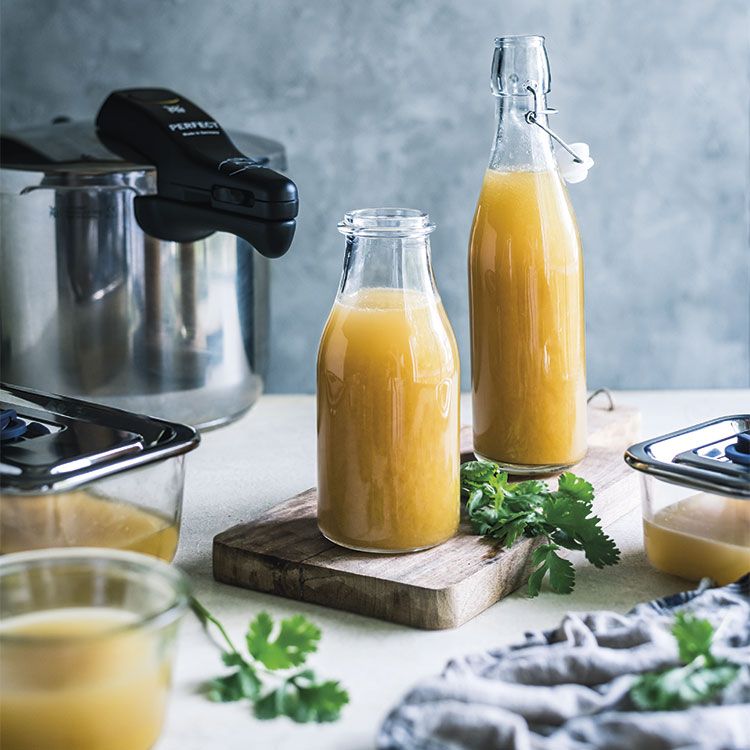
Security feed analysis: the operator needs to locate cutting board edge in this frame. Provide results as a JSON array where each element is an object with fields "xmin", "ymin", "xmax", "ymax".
[
  {"xmin": 213, "ymin": 538, "xmax": 486, "ymax": 629},
  {"xmin": 213, "ymin": 532, "xmax": 553, "ymax": 629}
]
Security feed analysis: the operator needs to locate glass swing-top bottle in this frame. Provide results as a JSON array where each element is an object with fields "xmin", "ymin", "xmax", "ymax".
[{"xmin": 468, "ymin": 36, "xmax": 588, "ymax": 474}]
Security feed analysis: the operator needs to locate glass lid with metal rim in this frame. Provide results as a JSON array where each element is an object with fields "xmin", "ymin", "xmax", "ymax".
[
  {"xmin": 625, "ymin": 415, "xmax": 750, "ymax": 499},
  {"xmin": 0, "ymin": 382, "xmax": 200, "ymax": 495}
]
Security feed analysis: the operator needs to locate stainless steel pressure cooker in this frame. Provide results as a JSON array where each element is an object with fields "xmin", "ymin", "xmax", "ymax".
[{"xmin": 0, "ymin": 88, "xmax": 298, "ymax": 429}]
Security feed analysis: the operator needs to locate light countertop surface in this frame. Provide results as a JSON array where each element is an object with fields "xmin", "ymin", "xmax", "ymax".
[{"xmin": 161, "ymin": 389, "xmax": 749, "ymax": 750}]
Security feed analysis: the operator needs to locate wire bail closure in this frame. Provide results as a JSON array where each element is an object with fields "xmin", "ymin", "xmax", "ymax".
[{"xmin": 525, "ymin": 82, "xmax": 585, "ymax": 164}]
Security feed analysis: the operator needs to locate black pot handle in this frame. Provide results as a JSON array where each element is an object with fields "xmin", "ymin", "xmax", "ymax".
[{"xmin": 96, "ymin": 88, "xmax": 298, "ymax": 258}]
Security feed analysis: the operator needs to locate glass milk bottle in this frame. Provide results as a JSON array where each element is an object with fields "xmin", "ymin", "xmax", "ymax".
[
  {"xmin": 317, "ymin": 209, "xmax": 460, "ymax": 552},
  {"xmin": 469, "ymin": 35, "xmax": 587, "ymax": 473}
]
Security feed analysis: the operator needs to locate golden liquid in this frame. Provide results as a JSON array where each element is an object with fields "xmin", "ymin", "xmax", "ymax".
[
  {"xmin": 0, "ymin": 608, "xmax": 171, "ymax": 750},
  {"xmin": 643, "ymin": 493, "xmax": 750, "ymax": 585},
  {"xmin": 0, "ymin": 491, "xmax": 178, "ymax": 561},
  {"xmin": 468, "ymin": 168, "xmax": 587, "ymax": 468},
  {"xmin": 317, "ymin": 287, "xmax": 460, "ymax": 552}
]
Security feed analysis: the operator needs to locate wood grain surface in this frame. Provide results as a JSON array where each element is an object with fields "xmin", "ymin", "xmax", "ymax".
[{"xmin": 213, "ymin": 404, "xmax": 642, "ymax": 629}]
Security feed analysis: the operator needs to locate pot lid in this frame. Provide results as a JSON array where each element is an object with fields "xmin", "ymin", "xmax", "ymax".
[
  {"xmin": 0, "ymin": 383, "xmax": 200, "ymax": 495},
  {"xmin": 625, "ymin": 415, "xmax": 750, "ymax": 499},
  {"xmin": 0, "ymin": 120, "xmax": 287, "ymax": 174}
]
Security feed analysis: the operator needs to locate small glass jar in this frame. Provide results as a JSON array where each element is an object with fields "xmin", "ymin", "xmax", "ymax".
[
  {"xmin": 626, "ymin": 417, "xmax": 750, "ymax": 585},
  {"xmin": 0, "ymin": 548, "xmax": 190, "ymax": 750},
  {"xmin": 317, "ymin": 208, "xmax": 460, "ymax": 553}
]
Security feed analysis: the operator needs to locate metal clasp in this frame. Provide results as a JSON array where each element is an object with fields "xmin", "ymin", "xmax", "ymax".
[{"xmin": 525, "ymin": 82, "xmax": 585, "ymax": 164}]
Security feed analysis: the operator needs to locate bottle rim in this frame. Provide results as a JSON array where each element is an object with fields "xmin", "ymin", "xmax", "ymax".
[
  {"xmin": 494, "ymin": 34, "xmax": 545, "ymax": 47},
  {"xmin": 339, "ymin": 208, "xmax": 436, "ymax": 237}
]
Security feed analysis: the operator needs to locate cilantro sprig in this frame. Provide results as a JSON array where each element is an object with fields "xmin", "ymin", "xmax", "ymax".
[
  {"xmin": 630, "ymin": 612, "xmax": 740, "ymax": 711},
  {"xmin": 190, "ymin": 598, "xmax": 349, "ymax": 722},
  {"xmin": 460, "ymin": 462, "xmax": 620, "ymax": 596}
]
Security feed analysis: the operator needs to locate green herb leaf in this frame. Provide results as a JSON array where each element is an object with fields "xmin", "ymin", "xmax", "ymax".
[
  {"xmin": 499, "ymin": 514, "xmax": 534, "ymax": 547},
  {"xmin": 629, "ymin": 613, "xmax": 740, "ymax": 711},
  {"xmin": 460, "ymin": 461, "xmax": 504, "ymax": 496},
  {"xmin": 543, "ymin": 492, "xmax": 620, "ymax": 568},
  {"xmin": 247, "ymin": 612, "xmax": 321, "ymax": 670},
  {"xmin": 192, "ymin": 599, "xmax": 348, "ymax": 723},
  {"xmin": 253, "ymin": 686, "xmax": 286, "ymax": 720},
  {"xmin": 222, "ymin": 651, "xmax": 247, "ymax": 668},
  {"xmin": 255, "ymin": 671, "xmax": 349, "ymax": 723},
  {"xmin": 527, "ymin": 558, "xmax": 548, "ymax": 598},
  {"xmin": 555, "ymin": 472, "xmax": 595, "ymax": 505},
  {"xmin": 672, "ymin": 612, "xmax": 715, "ymax": 664},
  {"xmin": 207, "ymin": 664, "xmax": 261, "ymax": 703},
  {"xmin": 460, "ymin": 463, "xmax": 620, "ymax": 596},
  {"xmin": 630, "ymin": 656, "xmax": 739, "ymax": 711},
  {"xmin": 506, "ymin": 479, "xmax": 548, "ymax": 508},
  {"xmin": 293, "ymin": 678, "xmax": 349, "ymax": 723},
  {"xmin": 546, "ymin": 549, "xmax": 576, "ymax": 594},
  {"xmin": 528, "ymin": 543, "xmax": 575, "ymax": 597}
]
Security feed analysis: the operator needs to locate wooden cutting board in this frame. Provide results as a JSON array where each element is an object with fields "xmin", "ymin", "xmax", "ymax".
[{"xmin": 213, "ymin": 404, "xmax": 641, "ymax": 630}]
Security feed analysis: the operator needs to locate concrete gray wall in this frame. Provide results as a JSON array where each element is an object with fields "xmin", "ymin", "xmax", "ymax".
[{"xmin": 2, "ymin": 0, "xmax": 748, "ymax": 392}]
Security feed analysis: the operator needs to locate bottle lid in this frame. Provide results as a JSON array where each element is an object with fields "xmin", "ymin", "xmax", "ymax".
[{"xmin": 625, "ymin": 415, "xmax": 750, "ymax": 499}]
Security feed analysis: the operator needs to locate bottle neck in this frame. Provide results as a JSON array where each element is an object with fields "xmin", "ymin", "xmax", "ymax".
[
  {"xmin": 339, "ymin": 233, "xmax": 437, "ymax": 299},
  {"xmin": 489, "ymin": 94, "xmax": 556, "ymax": 173}
]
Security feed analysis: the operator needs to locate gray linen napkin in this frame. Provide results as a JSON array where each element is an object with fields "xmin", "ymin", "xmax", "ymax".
[{"xmin": 378, "ymin": 576, "xmax": 750, "ymax": 750}]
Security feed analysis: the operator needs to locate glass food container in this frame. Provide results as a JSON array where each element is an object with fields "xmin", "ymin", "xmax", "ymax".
[
  {"xmin": 0, "ymin": 547, "xmax": 191, "ymax": 750},
  {"xmin": 625, "ymin": 416, "xmax": 750, "ymax": 585},
  {"xmin": 317, "ymin": 208, "xmax": 460, "ymax": 553},
  {"xmin": 0, "ymin": 383, "xmax": 199, "ymax": 560}
]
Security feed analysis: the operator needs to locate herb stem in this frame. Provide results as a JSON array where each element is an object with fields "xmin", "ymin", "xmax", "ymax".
[{"xmin": 190, "ymin": 596, "xmax": 239, "ymax": 655}]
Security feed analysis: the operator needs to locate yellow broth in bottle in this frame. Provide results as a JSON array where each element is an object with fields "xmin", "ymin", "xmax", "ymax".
[
  {"xmin": 469, "ymin": 168, "xmax": 587, "ymax": 470},
  {"xmin": 317, "ymin": 287, "xmax": 460, "ymax": 552}
]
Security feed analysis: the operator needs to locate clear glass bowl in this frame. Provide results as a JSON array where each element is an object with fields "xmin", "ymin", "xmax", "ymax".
[
  {"xmin": 641, "ymin": 475, "xmax": 750, "ymax": 585},
  {"xmin": 0, "ymin": 457, "xmax": 185, "ymax": 561},
  {"xmin": 0, "ymin": 548, "xmax": 191, "ymax": 750}
]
